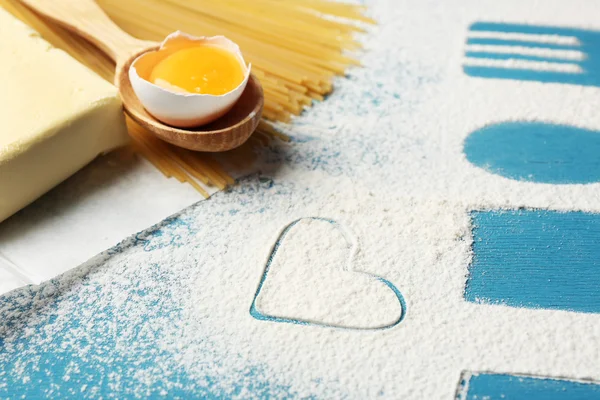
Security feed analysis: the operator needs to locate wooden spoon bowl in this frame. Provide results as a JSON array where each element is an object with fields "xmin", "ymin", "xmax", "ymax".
[
  {"xmin": 116, "ymin": 48, "xmax": 264, "ymax": 151},
  {"xmin": 21, "ymin": 0, "xmax": 264, "ymax": 152}
]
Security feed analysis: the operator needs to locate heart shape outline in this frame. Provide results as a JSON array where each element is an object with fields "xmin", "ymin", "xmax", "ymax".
[{"xmin": 249, "ymin": 217, "xmax": 406, "ymax": 330}]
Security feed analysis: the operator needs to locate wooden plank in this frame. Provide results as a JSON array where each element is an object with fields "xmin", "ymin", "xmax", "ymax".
[
  {"xmin": 457, "ymin": 372, "xmax": 600, "ymax": 400},
  {"xmin": 466, "ymin": 209, "xmax": 600, "ymax": 313}
]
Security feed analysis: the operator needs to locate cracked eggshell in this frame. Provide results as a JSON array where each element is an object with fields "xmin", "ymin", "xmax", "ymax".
[{"xmin": 129, "ymin": 31, "xmax": 251, "ymax": 128}]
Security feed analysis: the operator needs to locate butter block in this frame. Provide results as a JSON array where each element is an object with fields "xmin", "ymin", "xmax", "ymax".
[{"xmin": 0, "ymin": 7, "xmax": 129, "ymax": 223}]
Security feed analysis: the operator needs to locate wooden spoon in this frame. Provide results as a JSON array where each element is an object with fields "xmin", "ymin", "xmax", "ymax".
[{"xmin": 20, "ymin": 0, "xmax": 264, "ymax": 152}]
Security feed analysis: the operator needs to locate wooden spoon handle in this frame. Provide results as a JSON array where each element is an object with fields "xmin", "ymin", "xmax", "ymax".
[{"xmin": 19, "ymin": 0, "xmax": 150, "ymax": 63}]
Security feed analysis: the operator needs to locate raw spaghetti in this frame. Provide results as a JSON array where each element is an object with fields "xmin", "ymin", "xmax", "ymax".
[{"xmin": 1, "ymin": 0, "xmax": 372, "ymax": 195}]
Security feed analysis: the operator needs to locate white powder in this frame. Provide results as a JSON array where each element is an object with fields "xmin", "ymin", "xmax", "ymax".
[
  {"xmin": 1, "ymin": 0, "xmax": 600, "ymax": 398},
  {"xmin": 253, "ymin": 218, "xmax": 403, "ymax": 329}
]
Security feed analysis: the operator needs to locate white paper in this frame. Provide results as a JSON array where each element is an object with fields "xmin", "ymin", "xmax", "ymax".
[{"xmin": 0, "ymin": 149, "xmax": 220, "ymax": 295}]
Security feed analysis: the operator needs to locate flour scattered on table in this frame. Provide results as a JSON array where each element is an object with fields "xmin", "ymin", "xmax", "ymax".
[
  {"xmin": 2, "ymin": 0, "xmax": 600, "ymax": 398},
  {"xmin": 252, "ymin": 218, "xmax": 403, "ymax": 329}
]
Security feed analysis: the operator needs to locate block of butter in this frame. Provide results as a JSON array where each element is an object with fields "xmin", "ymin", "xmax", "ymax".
[{"xmin": 0, "ymin": 7, "xmax": 129, "ymax": 223}]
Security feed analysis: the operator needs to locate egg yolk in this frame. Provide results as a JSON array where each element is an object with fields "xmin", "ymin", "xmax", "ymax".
[{"xmin": 149, "ymin": 45, "xmax": 245, "ymax": 95}]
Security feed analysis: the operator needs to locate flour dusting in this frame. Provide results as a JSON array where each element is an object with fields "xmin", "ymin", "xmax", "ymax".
[
  {"xmin": 253, "ymin": 218, "xmax": 403, "ymax": 329},
  {"xmin": 1, "ymin": 0, "xmax": 600, "ymax": 398}
]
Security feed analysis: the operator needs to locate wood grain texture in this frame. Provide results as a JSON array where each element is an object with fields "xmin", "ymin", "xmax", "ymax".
[
  {"xmin": 458, "ymin": 372, "xmax": 600, "ymax": 400},
  {"xmin": 466, "ymin": 210, "xmax": 600, "ymax": 313}
]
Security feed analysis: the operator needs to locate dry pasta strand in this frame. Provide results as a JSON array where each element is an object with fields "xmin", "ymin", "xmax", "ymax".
[{"xmin": 1, "ymin": 0, "xmax": 371, "ymax": 193}]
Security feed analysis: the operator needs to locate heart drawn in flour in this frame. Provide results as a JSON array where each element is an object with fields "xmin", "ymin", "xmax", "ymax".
[{"xmin": 250, "ymin": 218, "xmax": 406, "ymax": 329}]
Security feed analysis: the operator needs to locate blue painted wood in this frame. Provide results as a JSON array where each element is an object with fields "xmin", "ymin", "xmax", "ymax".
[
  {"xmin": 464, "ymin": 22, "xmax": 600, "ymax": 87},
  {"xmin": 463, "ymin": 122, "xmax": 600, "ymax": 184},
  {"xmin": 459, "ymin": 372, "xmax": 600, "ymax": 400},
  {"xmin": 0, "ymin": 217, "xmax": 301, "ymax": 399},
  {"xmin": 466, "ymin": 210, "xmax": 600, "ymax": 313}
]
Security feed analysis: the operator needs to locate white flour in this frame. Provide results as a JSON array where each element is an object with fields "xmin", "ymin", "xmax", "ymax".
[
  {"xmin": 253, "ymin": 218, "xmax": 403, "ymax": 329},
  {"xmin": 1, "ymin": 0, "xmax": 600, "ymax": 398}
]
